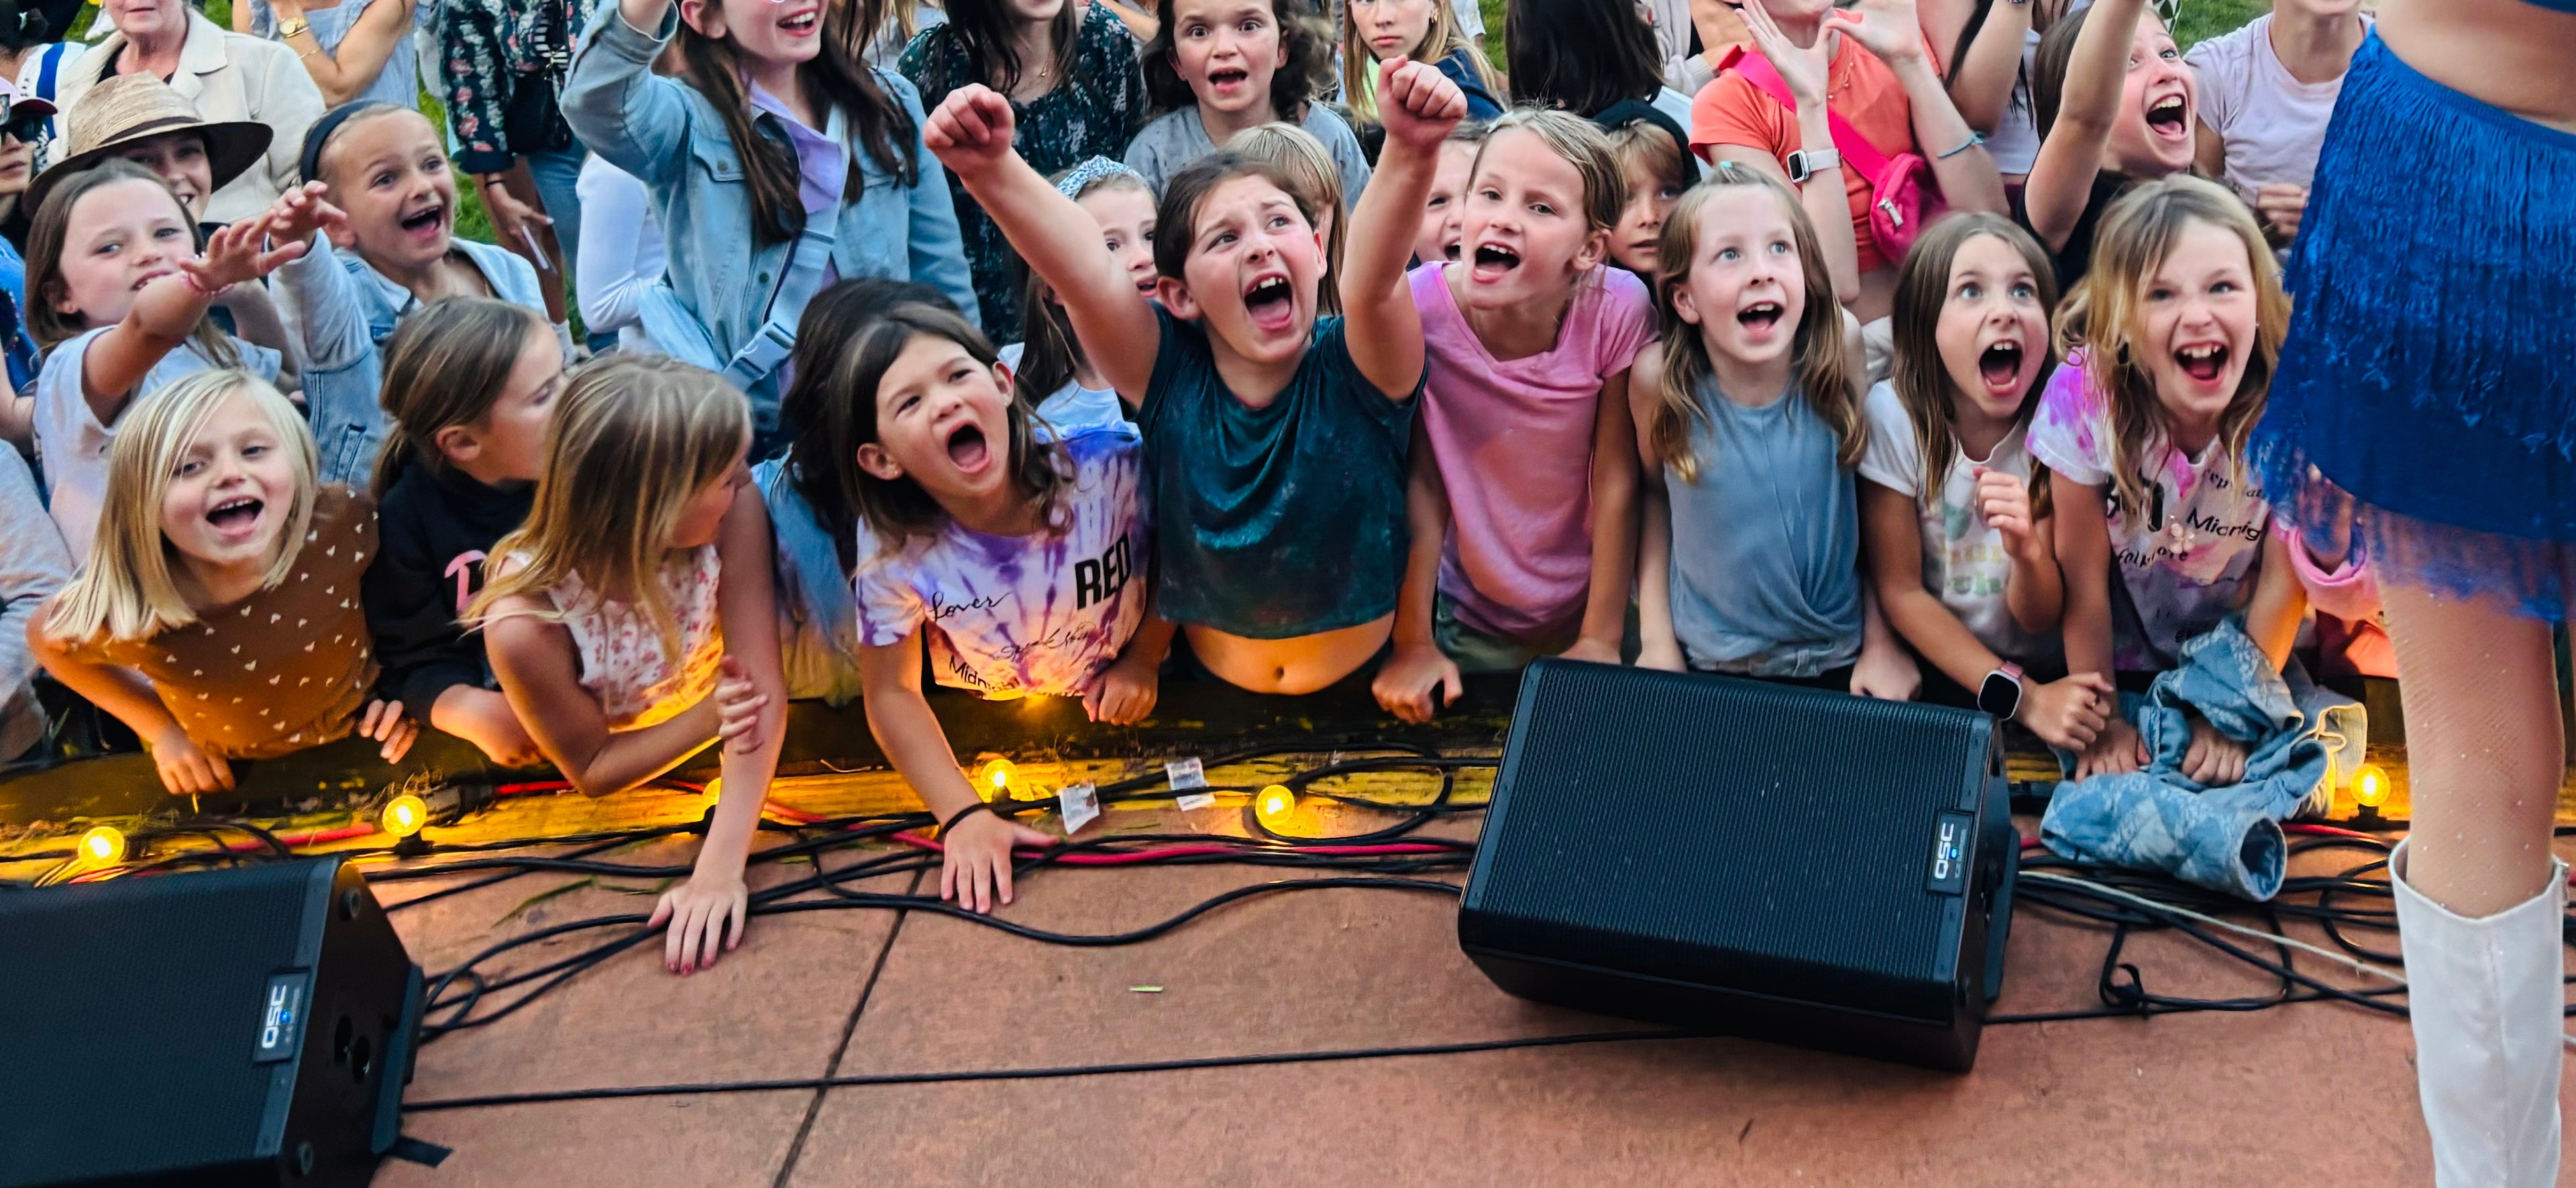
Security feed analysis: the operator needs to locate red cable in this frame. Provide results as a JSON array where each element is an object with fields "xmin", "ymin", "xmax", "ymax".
[{"xmin": 891, "ymin": 832, "xmax": 1456, "ymax": 863}]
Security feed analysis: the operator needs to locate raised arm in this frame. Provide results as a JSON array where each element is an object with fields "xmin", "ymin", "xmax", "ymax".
[
  {"xmin": 274, "ymin": 0, "xmax": 416, "ymax": 105},
  {"xmin": 261, "ymin": 184, "xmax": 374, "ymax": 372},
  {"xmin": 85, "ymin": 219, "xmax": 308, "ymax": 420},
  {"xmin": 1945, "ymin": 0, "xmax": 2030, "ymax": 134},
  {"xmin": 1342, "ymin": 57, "xmax": 1464, "ymax": 398},
  {"xmin": 562, "ymin": 0, "xmax": 697, "ymax": 186},
  {"xmin": 1831, "ymin": 0, "xmax": 2006, "ymax": 213},
  {"xmin": 1719, "ymin": 1, "xmax": 1862, "ymax": 305},
  {"xmin": 924, "ymin": 86, "xmax": 1161, "ymax": 400},
  {"xmin": 2023, "ymin": 0, "xmax": 2143, "ymax": 249}
]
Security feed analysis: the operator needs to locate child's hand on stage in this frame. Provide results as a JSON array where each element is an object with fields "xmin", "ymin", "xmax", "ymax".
[
  {"xmin": 649, "ymin": 873, "xmax": 749, "ymax": 975},
  {"xmin": 941, "ymin": 807, "xmax": 1053, "ymax": 914}
]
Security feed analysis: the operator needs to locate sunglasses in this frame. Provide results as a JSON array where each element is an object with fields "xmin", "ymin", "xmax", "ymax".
[{"xmin": 0, "ymin": 98, "xmax": 47, "ymax": 146}]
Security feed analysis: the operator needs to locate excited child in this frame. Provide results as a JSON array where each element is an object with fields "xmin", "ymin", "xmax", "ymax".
[
  {"xmin": 466, "ymin": 355, "xmax": 788, "ymax": 975},
  {"xmin": 1123, "ymin": 0, "xmax": 1371, "ymax": 202},
  {"xmin": 1375, "ymin": 110, "xmax": 1648, "ymax": 722},
  {"xmin": 1231, "ymin": 121, "xmax": 1349, "ymax": 316},
  {"xmin": 1004, "ymin": 158, "xmax": 1157, "ymax": 434},
  {"xmin": 1595, "ymin": 104, "xmax": 1690, "ymax": 281},
  {"xmin": 1409, "ymin": 121, "xmax": 1484, "ymax": 267},
  {"xmin": 2029, "ymin": 176, "xmax": 2324, "ymax": 782},
  {"xmin": 264, "ymin": 103, "xmax": 558, "ymax": 488},
  {"xmin": 841, "ymin": 301, "xmax": 1173, "ymax": 913},
  {"xmin": 21, "ymin": 162, "xmax": 290, "ymax": 566},
  {"xmin": 930, "ymin": 56, "xmax": 1467, "ymax": 694},
  {"xmin": 1858, "ymin": 213, "xmax": 2112, "ymax": 749},
  {"xmin": 363, "ymin": 297, "xmax": 565, "ymax": 769},
  {"xmin": 1342, "ymin": 0, "xmax": 1503, "ymax": 133},
  {"xmin": 30, "ymin": 370, "xmax": 415, "ymax": 796},
  {"xmin": 1633, "ymin": 164, "xmax": 1913, "ymax": 697},
  {"xmin": 2023, "ymin": 0, "xmax": 2198, "ymax": 288}
]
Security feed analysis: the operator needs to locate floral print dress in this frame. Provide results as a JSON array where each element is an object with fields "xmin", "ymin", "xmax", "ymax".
[{"xmin": 900, "ymin": 3, "xmax": 1148, "ymax": 339}]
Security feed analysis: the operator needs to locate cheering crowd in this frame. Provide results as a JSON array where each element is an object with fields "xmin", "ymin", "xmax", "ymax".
[{"xmin": 0, "ymin": 0, "xmax": 2564, "ymax": 1183}]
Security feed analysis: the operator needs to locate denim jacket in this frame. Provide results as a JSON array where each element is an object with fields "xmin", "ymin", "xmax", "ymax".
[
  {"xmin": 281, "ymin": 236, "xmax": 555, "ymax": 488},
  {"xmin": 562, "ymin": 5, "xmax": 979, "ymax": 438}
]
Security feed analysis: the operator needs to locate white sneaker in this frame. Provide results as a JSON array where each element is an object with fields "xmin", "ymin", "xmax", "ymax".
[{"xmin": 2391, "ymin": 839, "xmax": 2567, "ymax": 1188}]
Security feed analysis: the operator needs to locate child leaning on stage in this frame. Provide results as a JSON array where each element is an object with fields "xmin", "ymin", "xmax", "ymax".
[
  {"xmin": 831, "ymin": 301, "xmax": 1174, "ymax": 914},
  {"xmin": 1856, "ymin": 213, "xmax": 2112, "ymax": 749},
  {"xmin": 465, "ymin": 356, "xmax": 789, "ymax": 975},
  {"xmin": 2031, "ymin": 176, "xmax": 2365, "ymax": 784},
  {"xmin": 1632, "ymin": 165, "xmax": 1915, "ymax": 698},
  {"xmin": 1373, "ymin": 110, "xmax": 1650, "ymax": 724},
  {"xmin": 362, "ymin": 297, "xmax": 566, "ymax": 769},
  {"xmin": 927, "ymin": 56, "xmax": 1467, "ymax": 695},
  {"xmin": 18, "ymin": 161, "xmax": 290, "ymax": 568},
  {"xmin": 29, "ymin": 371, "xmax": 417, "ymax": 796}
]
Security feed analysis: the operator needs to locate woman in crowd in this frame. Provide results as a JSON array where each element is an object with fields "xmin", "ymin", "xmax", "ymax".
[
  {"xmin": 439, "ymin": 0, "xmax": 588, "ymax": 316},
  {"xmin": 52, "ymin": 0, "xmax": 324, "ymax": 226}
]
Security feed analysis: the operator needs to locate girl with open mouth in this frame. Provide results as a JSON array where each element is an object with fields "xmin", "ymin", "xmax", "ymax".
[
  {"xmin": 261, "ymin": 103, "xmax": 559, "ymax": 489},
  {"xmin": 31, "ymin": 370, "xmax": 417, "ymax": 798},
  {"xmin": 1122, "ymin": 0, "xmax": 1371, "ymax": 205},
  {"xmin": 2022, "ymin": 0, "xmax": 2201, "ymax": 290},
  {"xmin": 928, "ymin": 56, "xmax": 1466, "ymax": 696}
]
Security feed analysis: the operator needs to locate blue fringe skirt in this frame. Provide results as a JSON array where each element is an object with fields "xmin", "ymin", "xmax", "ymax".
[{"xmin": 2251, "ymin": 35, "xmax": 2576, "ymax": 617}]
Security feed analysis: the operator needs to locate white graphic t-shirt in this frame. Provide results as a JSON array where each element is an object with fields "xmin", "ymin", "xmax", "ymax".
[
  {"xmin": 1856, "ymin": 381, "xmax": 2057, "ymax": 664},
  {"xmin": 855, "ymin": 424, "xmax": 1150, "ymax": 697},
  {"xmin": 2027, "ymin": 357, "xmax": 2273, "ymax": 670}
]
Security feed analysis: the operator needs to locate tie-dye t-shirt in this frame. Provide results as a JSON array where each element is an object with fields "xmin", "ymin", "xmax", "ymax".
[
  {"xmin": 855, "ymin": 424, "xmax": 1150, "ymax": 698},
  {"xmin": 2025, "ymin": 356, "xmax": 2273, "ymax": 671},
  {"xmin": 1855, "ymin": 381, "xmax": 2057, "ymax": 664}
]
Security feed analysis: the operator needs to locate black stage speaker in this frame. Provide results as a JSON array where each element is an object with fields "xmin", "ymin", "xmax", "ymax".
[
  {"xmin": 1460, "ymin": 659, "xmax": 2018, "ymax": 1071},
  {"xmin": 0, "ymin": 857, "xmax": 424, "ymax": 1187}
]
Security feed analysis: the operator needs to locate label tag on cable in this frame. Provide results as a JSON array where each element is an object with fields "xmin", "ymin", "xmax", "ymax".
[
  {"xmin": 1059, "ymin": 781, "xmax": 1099, "ymax": 836},
  {"xmin": 1167, "ymin": 757, "xmax": 1212, "ymax": 810}
]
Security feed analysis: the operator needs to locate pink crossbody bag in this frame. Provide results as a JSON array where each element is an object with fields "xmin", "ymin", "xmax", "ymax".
[{"xmin": 1725, "ymin": 48, "xmax": 1942, "ymax": 257}]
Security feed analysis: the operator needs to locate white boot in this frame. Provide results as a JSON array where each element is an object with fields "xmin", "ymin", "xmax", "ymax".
[{"xmin": 2391, "ymin": 839, "xmax": 2567, "ymax": 1188}]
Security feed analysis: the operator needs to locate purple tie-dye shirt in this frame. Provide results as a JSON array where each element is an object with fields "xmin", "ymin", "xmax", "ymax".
[
  {"xmin": 855, "ymin": 425, "xmax": 1150, "ymax": 698},
  {"xmin": 2026, "ymin": 354, "xmax": 2275, "ymax": 671}
]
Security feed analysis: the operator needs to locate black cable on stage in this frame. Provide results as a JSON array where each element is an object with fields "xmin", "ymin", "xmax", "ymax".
[{"xmin": 401, "ymin": 1028, "xmax": 1688, "ymax": 1112}]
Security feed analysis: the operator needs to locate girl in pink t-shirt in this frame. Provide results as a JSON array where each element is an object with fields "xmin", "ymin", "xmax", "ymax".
[{"xmin": 1373, "ymin": 110, "xmax": 1653, "ymax": 724}]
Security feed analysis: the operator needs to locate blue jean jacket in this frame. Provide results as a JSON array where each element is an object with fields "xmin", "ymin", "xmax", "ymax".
[
  {"xmin": 563, "ymin": 4, "xmax": 979, "ymax": 438},
  {"xmin": 2040, "ymin": 618, "xmax": 2367, "ymax": 900},
  {"xmin": 283, "ymin": 236, "xmax": 555, "ymax": 488},
  {"xmin": 756, "ymin": 455, "xmax": 873, "ymax": 706}
]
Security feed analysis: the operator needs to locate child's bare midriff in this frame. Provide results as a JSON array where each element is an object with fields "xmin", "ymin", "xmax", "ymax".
[
  {"xmin": 1187, "ymin": 614, "xmax": 1397, "ymax": 695},
  {"xmin": 2375, "ymin": 0, "xmax": 2576, "ymax": 130}
]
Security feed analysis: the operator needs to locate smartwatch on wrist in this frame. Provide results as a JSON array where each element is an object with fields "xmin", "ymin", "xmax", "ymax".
[
  {"xmin": 1784, "ymin": 148, "xmax": 1841, "ymax": 184},
  {"xmin": 1976, "ymin": 663, "xmax": 2026, "ymax": 720}
]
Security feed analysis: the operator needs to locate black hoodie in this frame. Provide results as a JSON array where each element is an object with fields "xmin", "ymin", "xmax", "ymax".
[{"xmin": 362, "ymin": 457, "xmax": 537, "ymax": 722}]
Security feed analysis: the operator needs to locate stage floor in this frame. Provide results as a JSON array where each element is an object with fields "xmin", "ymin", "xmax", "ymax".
[{"xmin": 347, "ymin": 758, "xmax": 2576, "ymax": 1188}]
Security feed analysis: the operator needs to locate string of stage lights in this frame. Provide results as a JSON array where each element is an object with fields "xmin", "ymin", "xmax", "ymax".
[{"xmin": 10, "ymin": 741, "xmax": 2574, "ymax": 1081}]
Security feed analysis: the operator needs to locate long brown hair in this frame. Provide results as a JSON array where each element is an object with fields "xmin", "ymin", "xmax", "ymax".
[
  {"xmin": 678, "ymin": 0, "xmax": 918, "ymax": 246},
  {"xmin": 1887, "ymin": 213, "xmax": 2059, "ymax": 500},
  {"xmin": 2053, "ymin": 175, "xmax": 2289, "ymax": 519},
  {"xmin": 920, "ymin": 0, "xmax": 1079, "ymax": 97},
  {"xmin": 1338, "ymin": 0, "xmax": 1495, "ymax": 125},
  {"xmin": 26, "ymin": 160, "xmax": 239, "ymax": 367},
  {"xmin": 1141, "ymin": 0, "xmax": 1334, "ymax": 120},
  {"xmin": 782, "ymin": 276, "xmax": 962, "ymax": 573},
  {"xmin": 1016, "ymin": 166, "xmax": 1153, "ymax": 408},
  {"xmin": 372, "ymin": 297, "xmax": 557, "ymax": 498},
  {"xmin": 466, "ymin": 356, "xmax": 750, "ymax": 661},
  {"xmin": 1151, "ymin": 150, "xmax": 1313, "ymax": 280},
  {"xmin": 795, "ymin": 300, "xmax": 1067, "ymax": 547},
  {"xmin": 1647, "ymin": 164, "xmax": 1859, "ymax": 482}
]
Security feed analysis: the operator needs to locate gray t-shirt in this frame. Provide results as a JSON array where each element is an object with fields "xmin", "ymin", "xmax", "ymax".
[
  {"xmin": 1123, "ymin": 105, "xmax": 1373, "ymax": 203},
  {"xmin": 1664, "ymin": 377, "xmax": 1863, "ymax": 678},
  {"xmin": 0, "ymin": 447, "xmax": 70, "ymax": 761}
]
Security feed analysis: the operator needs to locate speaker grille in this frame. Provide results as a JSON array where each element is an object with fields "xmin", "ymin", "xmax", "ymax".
[{"xmin": 1473, "ymin": 663, "xmax": 1991, "ymax": 984}]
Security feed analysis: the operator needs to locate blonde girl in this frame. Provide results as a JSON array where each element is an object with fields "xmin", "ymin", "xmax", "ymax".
[
  {"xmin": 2029, "ymin": 176, "xmax": 2359, "ymax": 783},
  {"xmin": 1858, "ymin": 213, "xmax": 2112, "ymax": 749},
  {"xmin": 466, "ymin": 356, "xmax": 788, "ymax": 975},
  {"xmin": 1005, "ymin": 158, "xmax": 1157, "ymax": 433},
  {"xmin": 1375, "ymin": 111, "xmax": 1648, "ymax": 722},
  {"xmin": 30, "ymin": 370, "xmax": 415, "ymax": 796},
  {"xmin": 1341, "ymin": 0, "xmax": 1501, "ymax": 128},
  {"xmin": 1632, "ymin": 165, "xmax": 1913, "ymax": 697}
]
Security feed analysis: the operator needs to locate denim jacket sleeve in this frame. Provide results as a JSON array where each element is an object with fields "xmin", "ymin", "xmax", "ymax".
[
  {"xmin": 562, "ymin": 3, "xmax": 694, "ymax": 188},
  {"xmin": 884, "ymin": 70, "xmax": 981, "ymax": 325},
  {"xmin": 274, "ymin": 235, "xmax": 372, "ymax": 372},
  {"xmin": 439, "ymin": 0, "xmax": 516, "ymax": 175}
]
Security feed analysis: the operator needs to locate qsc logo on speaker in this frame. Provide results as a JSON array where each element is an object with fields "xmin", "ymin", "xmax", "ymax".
[
  {"xmin": 253, "ymin": 971, "xmax": 312, "ymax": 1063},
  {"xmin": 1925, "ymin": 812, "xmax": 1975, "ymax": 896}
]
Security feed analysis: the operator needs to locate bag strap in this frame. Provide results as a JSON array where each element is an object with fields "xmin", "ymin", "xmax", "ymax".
[
  {"xmin": 1724, "ymin": 48, "xmax": 1900, "ymax": 183},
  {"xmin": 720, "ymin": 109, "xmax": 854, "ymax": 392}
]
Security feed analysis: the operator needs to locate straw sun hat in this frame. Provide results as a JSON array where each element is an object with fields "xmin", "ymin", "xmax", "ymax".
[{"xmin": 23, "ymin": 72, "xmax": 272, "ymax": 215}]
